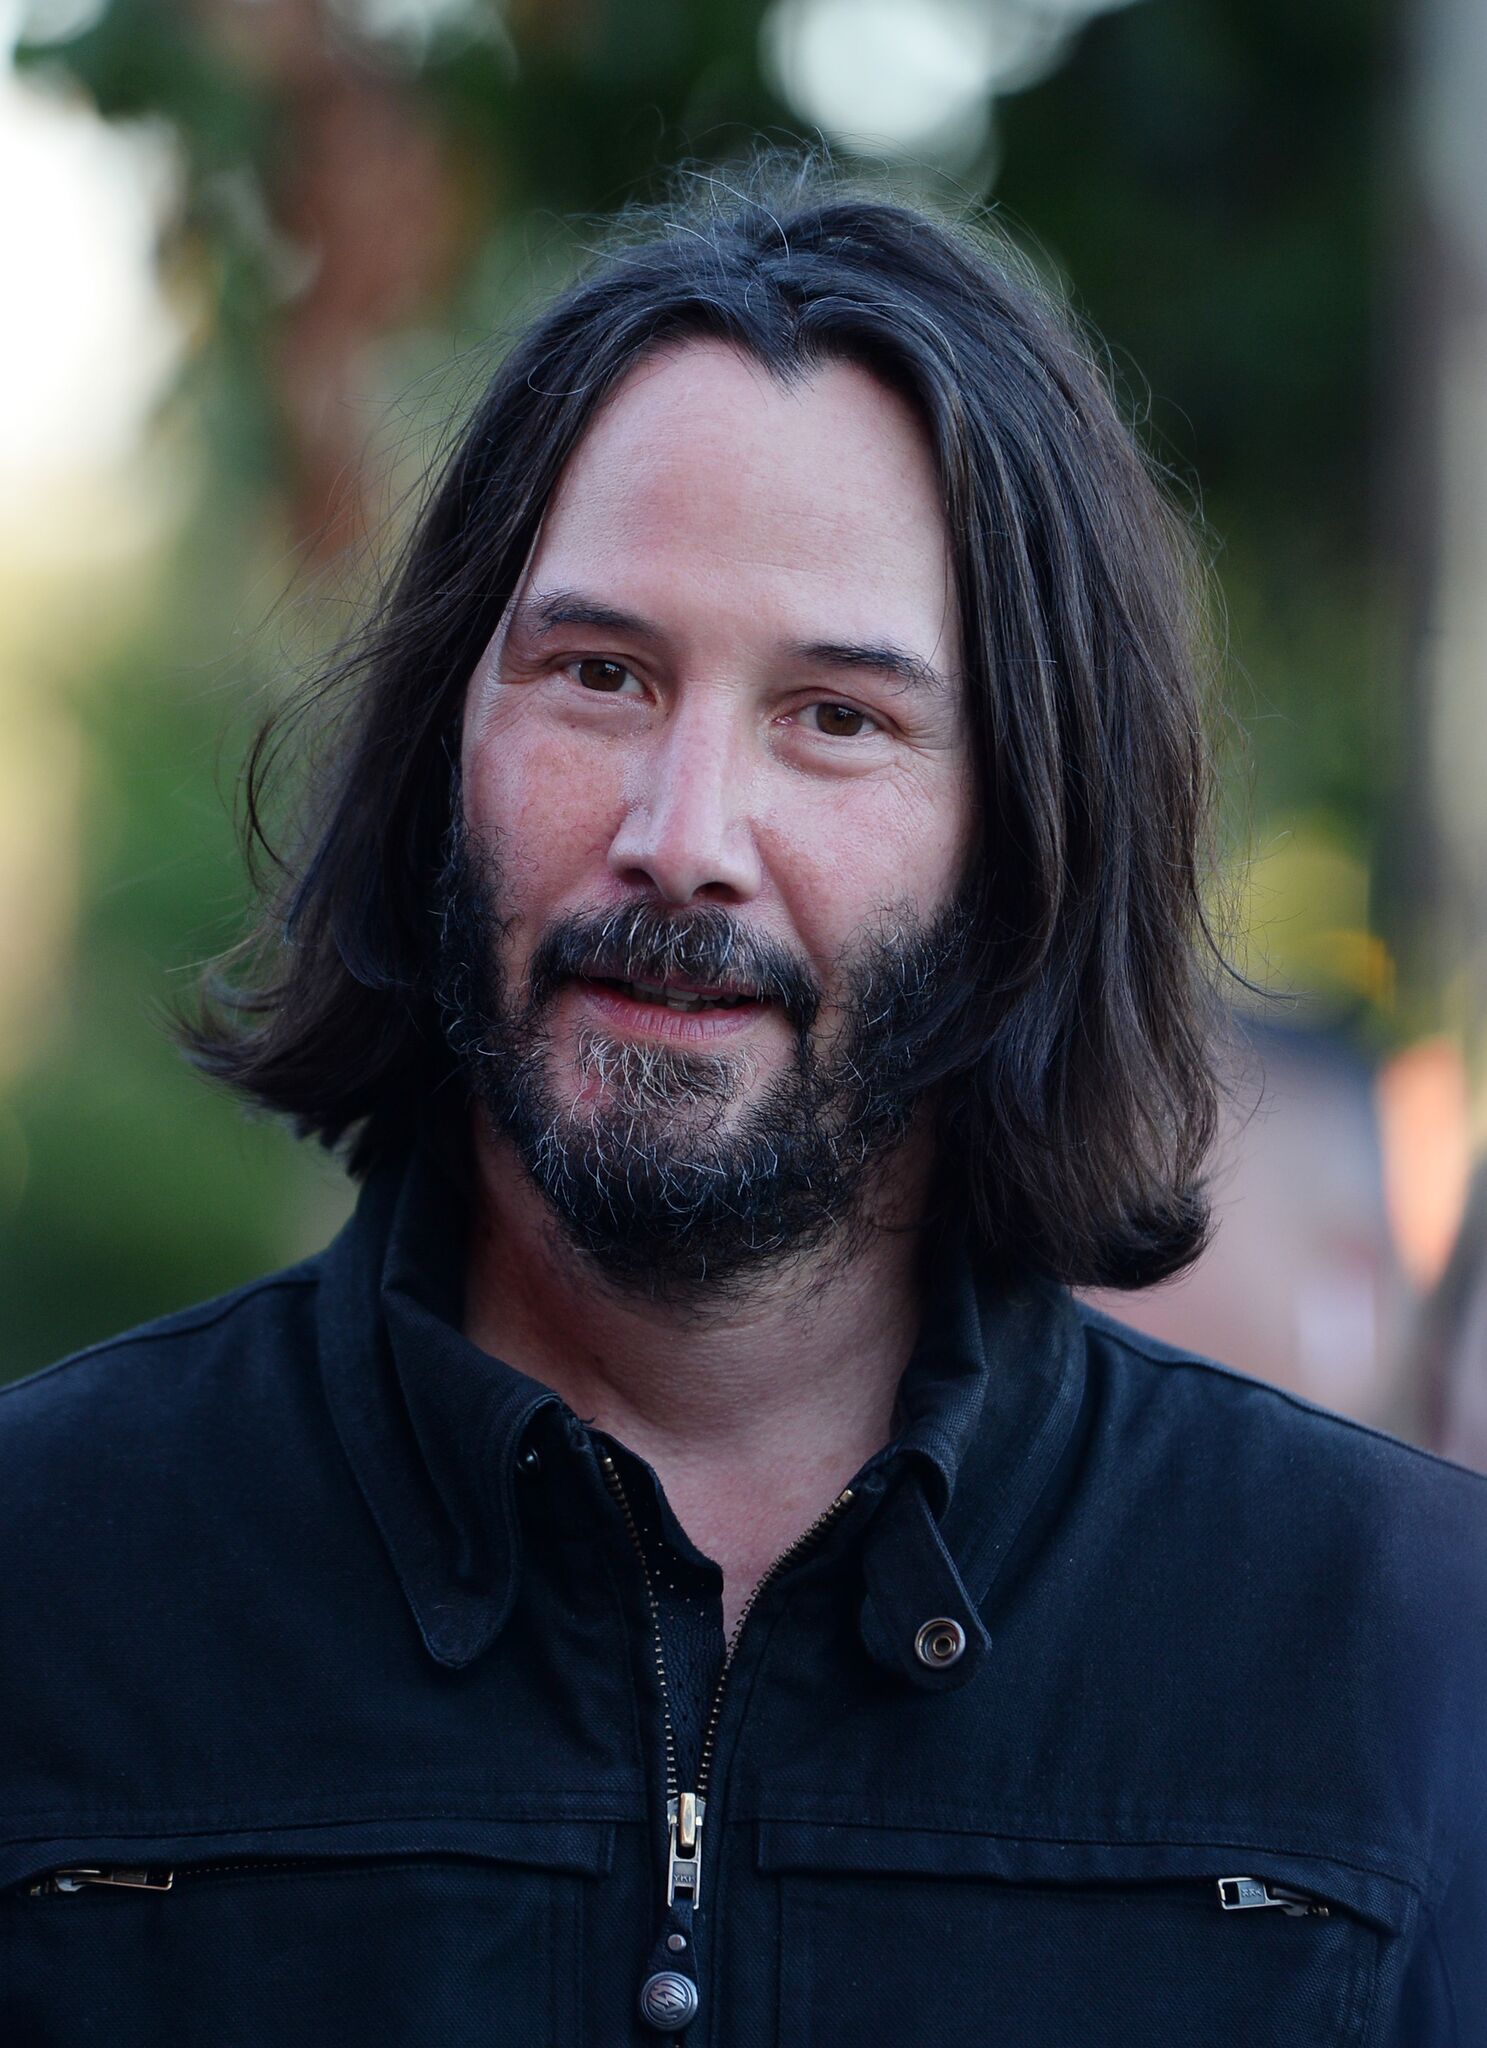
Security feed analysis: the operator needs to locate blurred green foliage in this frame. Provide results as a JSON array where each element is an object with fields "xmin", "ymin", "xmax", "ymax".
[{"xmin": 1, "ymin": 0, "xmax": 1398, "ymax": 1379}]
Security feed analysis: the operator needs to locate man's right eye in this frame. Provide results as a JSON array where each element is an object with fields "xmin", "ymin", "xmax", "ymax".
[{"xmin": 570, "ymin": 658, "xmax": 639, "ymax": 694}]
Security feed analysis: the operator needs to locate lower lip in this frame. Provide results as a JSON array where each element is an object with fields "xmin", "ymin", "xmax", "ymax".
[{"xmin": 568, "ymin": 981, "xmax": 770, "ymax": 1043}]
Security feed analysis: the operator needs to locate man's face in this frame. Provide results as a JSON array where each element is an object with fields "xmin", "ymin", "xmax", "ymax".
[{"xmin": 453, "ymin": 339, "xmax": 974, "ymax": 1291}]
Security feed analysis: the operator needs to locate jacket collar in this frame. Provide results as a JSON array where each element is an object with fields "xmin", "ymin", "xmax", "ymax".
[
  {"xmin": 853, "ymin": 1228, "xmax": 1088, "ymax": 1690},
  {"xmin": 316, "ymin": 1144, "xmax": 1088, "ymax": 1679},
  {"xmin": 316, "ymin": 1146, "xmax": 559, "ymax": 1668}
]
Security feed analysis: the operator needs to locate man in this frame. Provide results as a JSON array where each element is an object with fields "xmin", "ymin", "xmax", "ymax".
[{"xmin": 2, "ymin": 171, "xmax": 1482, "ymax": 2044}]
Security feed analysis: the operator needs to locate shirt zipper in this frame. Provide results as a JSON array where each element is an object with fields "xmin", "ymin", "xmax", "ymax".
[{"xmin": 597, "ymin": 1447, "xmax": 855, "ymax": 1918}]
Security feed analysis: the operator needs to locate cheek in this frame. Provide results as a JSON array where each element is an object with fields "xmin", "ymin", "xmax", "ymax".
[
  {"xmin": 761, "ymin": 765, "xmax": 976, "ymax": 958},
  {"xmin": 461, "ymin": 717, "xmax": 623, "ymax": 923}
]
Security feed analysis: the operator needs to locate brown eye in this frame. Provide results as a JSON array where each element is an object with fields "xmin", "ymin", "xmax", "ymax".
[
  {"xmin": 575, "ymin": 658, "xmax": 633, "ymax": 692},
  {"xmin": 811, "ymin": 702, "xmax": 873, "ymax": 737}
]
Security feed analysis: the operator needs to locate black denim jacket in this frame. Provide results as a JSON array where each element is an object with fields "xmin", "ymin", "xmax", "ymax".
[{"xmin": 2, "ymin": 1146, "xmax": 1483, "ymax": 2045}]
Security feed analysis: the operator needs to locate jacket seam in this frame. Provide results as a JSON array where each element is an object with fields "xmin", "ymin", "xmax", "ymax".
[
  {"xmin": 1078, "ymin": 1308, "xmax": 1487, "ymax": 1485},
  {"xmin": 1421, "ymin": 1778, "xmax": 1487, "ymax": 1919},
  {"xmin": 0, "ymin": 1799, "xmax": 642, "ymax": 1839},
  {"xmin": 748, "ymin": 1813, "xmax": 1427, "ymax": 1890},
  {"xmin": 1341, "ymin": 1915, "xmax": 1381, "ymax": 2048},
  {"xmin": 0, "ymin": 1270, "xmax": 321, "ymax": 1402},
  {"xmin": 1428, "ymin": 1906, "xmax": 1462, "ymax": 2044}
]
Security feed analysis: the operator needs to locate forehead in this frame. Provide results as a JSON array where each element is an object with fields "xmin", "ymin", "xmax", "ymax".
[{"xmin": 521, "ymin": 339, "xmax": 956, "ymax": 657}]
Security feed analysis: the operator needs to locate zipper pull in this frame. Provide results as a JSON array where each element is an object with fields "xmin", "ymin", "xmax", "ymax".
[
  {"xmin": 665, "ymin": 1791, "xmax": 705, "ymax": 1907},
  {"xmin": 639, "ymin": 1797, "xmax": 706, "ymax": 2031},
  {"xmin": 1218, "ymin": 1875, "xmax": 1329, "ymax": 1917},
  {"xmin": 31, "ymin": 1866, "xmax": 175, "ymax": 1896},
  {"xmin": 647, "ymin": 1835, "xmax": 704, "ymax": 2039}
]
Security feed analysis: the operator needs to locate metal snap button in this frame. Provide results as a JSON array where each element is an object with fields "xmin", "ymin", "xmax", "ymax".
[
  {"xmin": 639, "ymin": 1970, "xmax": 699, "ymax": 2031},
  {"xmin": 914, "ymin": 1617, "xmax": 966, "ymax": 1668},
  {"xmin": 518, "ymin": 1446, "xmax": 541, "ymax": 1475}
]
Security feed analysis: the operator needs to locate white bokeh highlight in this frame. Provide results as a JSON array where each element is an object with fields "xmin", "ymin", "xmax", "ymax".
[
  {"xmin": 0, "ymin": 59, "xmax": 184, "ymax": 495},
  {"xmin": 762, "ymin": 0, "xmax": 1142, "ymax": 165}
]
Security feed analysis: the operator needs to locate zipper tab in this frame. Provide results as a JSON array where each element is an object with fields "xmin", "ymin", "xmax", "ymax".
[
  {"xmin": 31, "ymin": 1866, "xmax": 175, "ymax": 1896},
  {"xmin": 1217, "ymin": 1875, "xmax": 1330, "ymax": 1917},
  {"xmin": 666, "ymin": 1792, "xmax": 706, "ymax": 1907}
]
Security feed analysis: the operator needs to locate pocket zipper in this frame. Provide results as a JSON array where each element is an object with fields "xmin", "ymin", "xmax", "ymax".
[
  {"xmin": 29, "ymin": 1867, "xmax": 175, "ymax": 1895},
  {"xmin": 1217, "ymin": 1875, "xmax": 1330, "ymax": 1917},
  {"xmin": 27, "ymin": 1856, "xmax": 391, "ymax": 1897}
]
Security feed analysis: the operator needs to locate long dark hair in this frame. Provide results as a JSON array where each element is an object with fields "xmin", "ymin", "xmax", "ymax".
[{"xmin": 184, "ymin": 158, "xmax": 1228, "ymax": 1290}]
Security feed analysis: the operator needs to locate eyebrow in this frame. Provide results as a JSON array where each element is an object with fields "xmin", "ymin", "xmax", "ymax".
[
  {"xmin": 508, "ymin": 587, "xmax": 952, "ymax": 694},
  {"xmin": 508, "ymin": 589, "xmax": 662, "ymax": 643},
  {"xmin": 786, "ymin": 638, "xmax": 951, "ymax": 696}
]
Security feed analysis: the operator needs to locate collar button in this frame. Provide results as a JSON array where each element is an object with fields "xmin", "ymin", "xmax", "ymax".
[{"xmin": 914, "ymin": 1617, "xmax": 966, "ymax": 1669}]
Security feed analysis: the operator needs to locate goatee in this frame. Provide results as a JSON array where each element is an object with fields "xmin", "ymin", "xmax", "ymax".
[{"xmin": 433, "ymin": 819, "xmax": 967, "ymax": 1301}]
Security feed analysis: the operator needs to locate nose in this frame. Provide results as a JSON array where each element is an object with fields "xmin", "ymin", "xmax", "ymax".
[{"xmin": 606, "ymin": 697, "xmax": 763, "ymax": 905}]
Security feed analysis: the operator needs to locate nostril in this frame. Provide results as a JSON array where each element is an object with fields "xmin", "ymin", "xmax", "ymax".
[{"xmin": 612, "ymin": 864, "xmax": 666, "ymax": 896}]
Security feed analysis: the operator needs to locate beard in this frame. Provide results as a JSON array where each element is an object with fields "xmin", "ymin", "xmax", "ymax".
[{"xmin": 432, "ymin": 818, "xmax": 968, "ymax": 1302}]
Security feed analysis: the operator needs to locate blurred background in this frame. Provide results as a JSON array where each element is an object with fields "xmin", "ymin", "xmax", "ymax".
[{"xmin": 0, "ymin": 0, "xmax": 1483, "ymax": 1455}]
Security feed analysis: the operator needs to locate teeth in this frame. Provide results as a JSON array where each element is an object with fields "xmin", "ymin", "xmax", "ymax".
[{"xmin": 620, "ymin": 981, "xmax": 738, "ymax": 1012}]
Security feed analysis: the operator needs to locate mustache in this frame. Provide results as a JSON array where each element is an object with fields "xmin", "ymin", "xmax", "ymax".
[{"xmin": 525, "ymin": 902, "xmax": 821, "ymax": 1031}]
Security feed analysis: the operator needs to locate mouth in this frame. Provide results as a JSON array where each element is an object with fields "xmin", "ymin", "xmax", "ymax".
[
  {"xmin": 577, "ymin": 974, "xmax": 765, "ymax": 1014},
  {"xmin": 568, "ymin": 974, "xmax": 770, "ymax": 1033}
]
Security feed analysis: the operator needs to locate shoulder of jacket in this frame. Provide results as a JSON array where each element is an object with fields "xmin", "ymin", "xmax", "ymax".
[
  {"xmin": 0, "ymin": 1261, "xmax": 323, "ymax": 1439},
  {"xmin": 1074, "ymin": 1295, "xmax": 1487, "ymax": 1506}
]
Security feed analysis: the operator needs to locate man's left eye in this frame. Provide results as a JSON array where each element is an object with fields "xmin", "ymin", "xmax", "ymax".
[
  {"xmin": 807, "ymin": 702, "xmax": 877, "ymax": 737},
  {"xmin": 571, "ymin": 658, "xmax": 640, "ymax": 694}
]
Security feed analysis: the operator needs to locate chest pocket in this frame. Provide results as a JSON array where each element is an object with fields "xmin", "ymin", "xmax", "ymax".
[
  {"xmin": 1, "ymin": 1817, "xmax": 613, "ymax": 2048},
  {"xmin": 757, "ymin": 1821, "xmax": 1408, "ymax": 2048}
]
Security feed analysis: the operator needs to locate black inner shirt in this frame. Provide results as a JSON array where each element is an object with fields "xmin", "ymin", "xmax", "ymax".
[{"xmin": 597, "ymin": 1434, "xmax": 727, "ymax": 1795}]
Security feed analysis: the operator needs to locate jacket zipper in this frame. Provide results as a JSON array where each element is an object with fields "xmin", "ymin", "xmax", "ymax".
[{"xmin": 598, "ymin": 1448, "xmax": 854, "ymax": 1917}]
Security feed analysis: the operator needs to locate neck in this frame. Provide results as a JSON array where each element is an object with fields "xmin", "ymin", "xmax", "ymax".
[{"xmin": 462, "ymin": 1119, "xmax": 931, "ymax": 1624}]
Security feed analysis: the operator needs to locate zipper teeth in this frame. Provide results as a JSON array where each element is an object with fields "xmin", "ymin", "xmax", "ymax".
[
  {"xmin": 599, "ymin": 1451, "xmax": 680, "ymax": 1804},
  {"xmin": 35, "ymin": 1856, "xmax": 384, "ymax": 1890},
  {"xmin": 599, "ymin": 1446, "xmax": 852, "ymax": 1804},
  {"xmin": 694, "ymin": 1489, "xmax": 853, "ymax": 1800}
]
